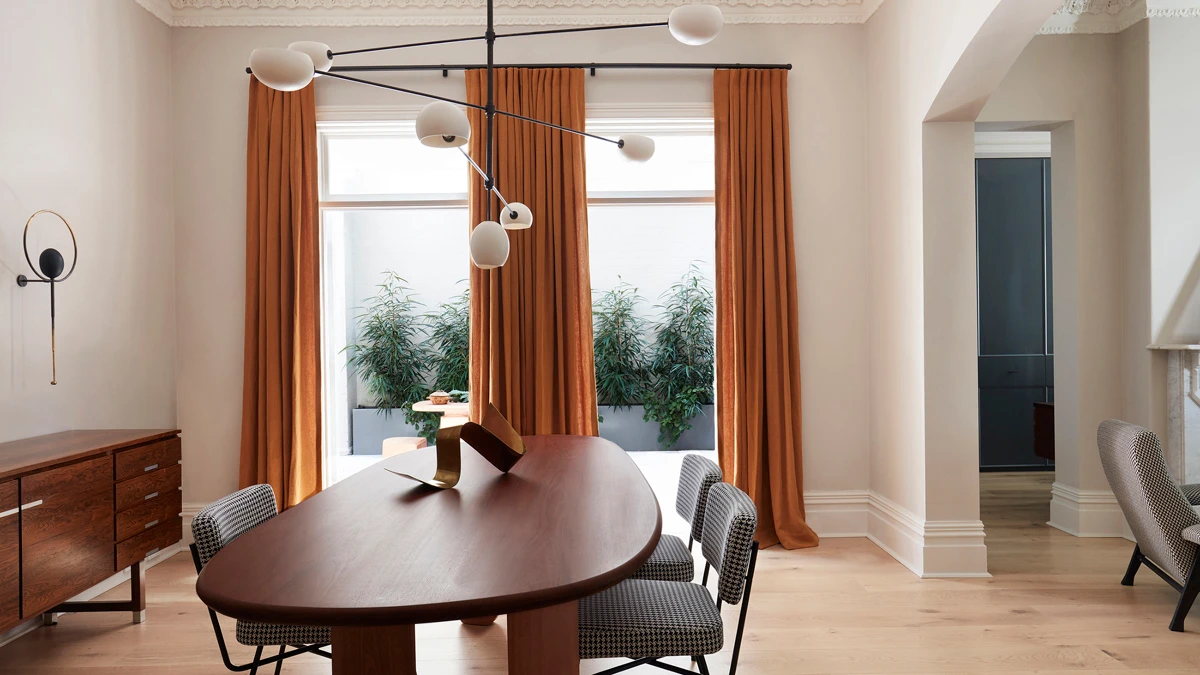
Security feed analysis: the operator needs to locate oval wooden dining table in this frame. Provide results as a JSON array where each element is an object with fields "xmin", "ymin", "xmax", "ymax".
[{"xmin": 196, "ymin": 435, "xmax": 661, "ymax": 674}]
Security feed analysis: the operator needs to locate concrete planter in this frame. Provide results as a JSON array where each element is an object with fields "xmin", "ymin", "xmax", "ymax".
[
  {"xmin": 353, "ymin": 404, "xmax": 715, "ymax": 454},
  {"xmin": 598, "ymin": 404, "xmax": 715, "ymax": 452},
  {"xmin": 351, "ymin": 407, "xmax": 422, "ymax": 455}
]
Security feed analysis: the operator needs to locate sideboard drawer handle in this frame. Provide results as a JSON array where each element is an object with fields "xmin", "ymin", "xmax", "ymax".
[
  {"xmin": 145, "ymin": 547, "xmax": 161, "ymax": 559},
  {"xmin": 0, "ymin": 507, "xmax": 17, "ymax": 519},
  {"xmin": 20, "ymin": 500, "xmax": 43, "ymax": 511},
  {"xmin": 143, "ymin": 464, "xmax": 159, "ymax": 473},
  {"xmin": 144, "ymin": 519, "xmax": 159, "ymax": 530},
  {"xmin": 144, "ymin": 492, "xmax": 159, "ymax": 501}
]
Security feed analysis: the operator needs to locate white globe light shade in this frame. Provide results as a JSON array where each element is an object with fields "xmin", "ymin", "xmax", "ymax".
[
  {"xmin": 618, "ymin": 135, "xmax": 655, "ymax": 163},
  {"xmin": 470, "ymin": 220, "xmax": 510, "ymax": 269},
  {"xmin": 668, "ymin": 5, "xmax": 723, "ymax": 46},
  {"xmin": 416, "ymin": 101, "xmax": 471, "ymax": 149},
  {"xmin": 500, "ymin": 202, "xmax": 533, "ymax": 230},
  {"xmin": 288, "ymin": 41, "xmax": 333, "ymax": 73},
  {"xmin": 249, "ymin": 47, "xmax": 314, "ymax": 91}
]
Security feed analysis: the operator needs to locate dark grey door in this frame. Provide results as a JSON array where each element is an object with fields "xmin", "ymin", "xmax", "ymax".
[{"xmin": 976, "ymin": 158, "xmax": 1053, "ymax": 470}]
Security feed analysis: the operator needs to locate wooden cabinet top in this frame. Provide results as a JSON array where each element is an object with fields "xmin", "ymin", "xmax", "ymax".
[{"xmin": 0, "ymin": 430, "xmax": 181, "ymax": 482}]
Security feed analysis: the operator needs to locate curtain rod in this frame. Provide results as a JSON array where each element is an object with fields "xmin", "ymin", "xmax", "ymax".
[{"xmin": 327, "ymin": 63, "xmax": 792, "ymax": 76}]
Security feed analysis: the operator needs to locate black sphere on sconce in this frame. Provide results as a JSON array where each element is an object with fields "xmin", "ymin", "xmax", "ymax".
[{"xmin": 16, "ymin": 210, "xmax": 78, "ymax": 385}]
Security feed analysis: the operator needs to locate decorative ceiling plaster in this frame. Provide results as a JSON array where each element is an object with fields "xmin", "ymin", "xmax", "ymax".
[
  {"xmin": 132, "ymin": 0, "xmax": 885, "ymax": 26},
  {"xmin": 1041, "ymin": 0, "xmax": 1200, "ymax": 34}
]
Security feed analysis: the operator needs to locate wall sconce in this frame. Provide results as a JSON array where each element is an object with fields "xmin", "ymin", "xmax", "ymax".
[{"xmin": 16, "ymin": 210, "xmax": 77, "ymax": 385}]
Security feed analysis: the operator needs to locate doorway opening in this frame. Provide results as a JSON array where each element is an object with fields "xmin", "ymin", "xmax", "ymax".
[{"xmin": 975, "ymin": 129, "xmax": 1057, "ymax": 551}]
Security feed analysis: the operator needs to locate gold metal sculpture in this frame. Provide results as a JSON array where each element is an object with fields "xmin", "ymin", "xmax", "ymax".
[{"xmin": 387, "ymin": 403, "xmax": 525, "ymax": 489}]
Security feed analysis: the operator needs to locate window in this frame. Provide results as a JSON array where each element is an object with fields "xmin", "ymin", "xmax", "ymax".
[
  {"xmin": 586, "ymin": 116, "xmax": 716, "ymax": 452},
  {"xmin": 319, "ymin": 120, "xmax": 470, "ymax": 486}
]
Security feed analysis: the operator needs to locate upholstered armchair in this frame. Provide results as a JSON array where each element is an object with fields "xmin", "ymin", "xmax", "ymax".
[{"xmin": 1097, "ymin": 420, "xmax": 1200, "ymax": 632}]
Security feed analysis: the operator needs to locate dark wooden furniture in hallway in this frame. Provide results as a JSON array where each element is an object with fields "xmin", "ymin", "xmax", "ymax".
[
  {"xmin": 0, "ymin": 429, "xmax": 183, "ymax": 633},
  {"xmin": 195, "ymin": 435, "xmax": 661, "ymax": 675}
]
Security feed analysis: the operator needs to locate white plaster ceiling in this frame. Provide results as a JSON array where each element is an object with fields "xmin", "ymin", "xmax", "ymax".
[
  {"xmin": 133, "ymin": 0, "xmax": 1200, "ymax": 30},
  {"xmin": 1043, "ymin": 0, "xmax": 1200, "ymax": 34},
  {"xmin": 133, "ymin": 0, "xmax": 886, "ymax": 26}
]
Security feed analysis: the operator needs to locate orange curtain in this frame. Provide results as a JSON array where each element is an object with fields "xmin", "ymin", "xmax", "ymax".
[
  {"xmin": 466, "ymin": 68, "xmax": 598, "ymax": 436},
  {"xmin": 238, "ymin": 77, "xmax": 322, "ymax": 510},
  {"xmin": 714, "ymin": 69, "xmax": 817, "ymax": 549}
]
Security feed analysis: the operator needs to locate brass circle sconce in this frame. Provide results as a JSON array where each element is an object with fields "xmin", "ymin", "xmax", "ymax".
[{"xmin": 16, "ymin": 209, "xmax": 78, "ymax": 385}]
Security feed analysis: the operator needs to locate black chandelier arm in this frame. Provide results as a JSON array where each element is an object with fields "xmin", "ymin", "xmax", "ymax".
[
  {"xmin": 492, "ymin": 108, "xmax": 621, "ymax": 145},
  {"xmin": 494, "ymin": 21, "xmax": 668, "ymax": 41},
  {"xmin": 330, "ymin": 34, "xmax": 486, "ymax": 58},
  {"xmin": 314, "ymin": 70, "xmax": 487, "ymax": 111},
  {"xmin": 325, "ymin": 21, "xmax": 668, "ymax": 59}
]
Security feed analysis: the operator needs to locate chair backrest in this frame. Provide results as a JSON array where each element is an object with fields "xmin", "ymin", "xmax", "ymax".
[
  {"xmin": 700, "ymin": 482, "xmax": 758, "ymax": 605},
  {"xmin": 676, "ymin": 454, "xmax": 723, "ymax": 543},
  {"xmin": 1097, "ymin": 420, "xmax": 1200, "ymax": 583},
  {"xmin": 191, "ymin": 484, "xmax": 279, "ymax": 568}
]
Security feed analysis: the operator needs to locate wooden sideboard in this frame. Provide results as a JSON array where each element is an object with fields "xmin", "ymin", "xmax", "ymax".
[{"xmin": 0, "ymin": 429, "xmax": 182, "ymax": 634}]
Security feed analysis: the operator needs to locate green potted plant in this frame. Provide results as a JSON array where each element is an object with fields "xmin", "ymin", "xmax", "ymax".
[
  {"xmin": 593, "ymin": 281, "xmax": 651, "ymax": 419},
  {"xmin": 427, "ymin": 285, "xmax": 471, "ymax": 394},
  {"xmin": 643, "ymin": 265, "xmax": 715, "ymax": 449},
  {"xmin": 345, "ymin": 271, "xmax": 439, "ymax": 444}
]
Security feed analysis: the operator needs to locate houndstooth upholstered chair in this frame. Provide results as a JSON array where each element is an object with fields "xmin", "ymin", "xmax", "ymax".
[
  {"xmin": 190, "ymin": 485, "xmax": 332, "ymax": 673},
  {"xmin": 630, "ymin": 453, "xmax": 723, "ymax": 583},
  {"xmin": 1097, "ymin": 420, "xmax": 1200, "ymax": 631},
  {"xmin": 580, "ymin": 482, "xmax": 759, "ymax": 675}
]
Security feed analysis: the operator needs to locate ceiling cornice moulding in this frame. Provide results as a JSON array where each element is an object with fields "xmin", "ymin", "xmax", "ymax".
[
  {"xmin": 133, "ymin": 0, "xmax": 884, "ymax": 27},
  {"xmin": 1040, "ymin": 0, "xmax": 1200, "ymax": 34}
]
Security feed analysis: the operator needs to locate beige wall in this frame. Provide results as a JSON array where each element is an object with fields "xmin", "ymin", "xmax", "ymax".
[
  {"xmin": 1148, "ymin": 18, "xmax": 1200, "ymax": 346},
  {"xmin": 170, "ymin": 24, "xmax": 871, "ymax": 506},
  {"xmin": 0, "ymin": 0, "xmax": 176, "ymax": 443},
  {"xmin": 980, "ymin": 34, "xmax": 1126, "ymax": 531},
  {"xmin": 863, "ymin": 0, "xmax": 1004, "ymax": 527}
]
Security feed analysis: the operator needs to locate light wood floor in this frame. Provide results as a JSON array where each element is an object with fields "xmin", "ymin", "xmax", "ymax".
[{"xmin": 2, "ymin": 471, "xmax": 1198, "ymax": 674}]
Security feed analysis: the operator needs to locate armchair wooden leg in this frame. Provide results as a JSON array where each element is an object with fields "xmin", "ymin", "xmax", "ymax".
[
  {"xmin": 1169, "ymin": 552, "xmax": 1200, "ymax": 632},
  {"xmin": 1122, "ymin": 545, "xmax": 1143, "ymax": 586}
]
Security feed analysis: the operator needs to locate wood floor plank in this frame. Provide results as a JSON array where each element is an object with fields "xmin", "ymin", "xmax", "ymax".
[{"xmin": 2, "ymin": 470, "xmax": 1198, "ymax": 673}]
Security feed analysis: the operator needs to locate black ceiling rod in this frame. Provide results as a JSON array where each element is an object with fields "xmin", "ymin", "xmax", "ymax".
[
  {"xmin": 314, "ymin": 70, "xmax": 486, "ymax": 110},
  {"xmin": 328, "ymin": 62, "xmax": 792, "ymax": 73}
]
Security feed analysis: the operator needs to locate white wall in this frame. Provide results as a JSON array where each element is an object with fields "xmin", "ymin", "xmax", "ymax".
[
  {"xmin": 1148, "ymin": 18, "xmax": 1200, "ymax": 346},
  {"xmin": 0, "ymin": 0, "xmax": 176, "ymax": 443},
  {"xmin": 979, "ymin": 34, "xmax": 1126, "ymax": 536},
  {"xmin": 171, "ymin": 23, "xmax": 870, "ymax": 507}
]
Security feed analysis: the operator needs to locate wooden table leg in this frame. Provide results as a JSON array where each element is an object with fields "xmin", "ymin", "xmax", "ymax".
[
  {"xmin": 508, "ymin": 600, "xmax": 579, "ymax": 675},
  {"xmin": 332, "ymin": 625, "xmax": 416, "ymax": 675}
]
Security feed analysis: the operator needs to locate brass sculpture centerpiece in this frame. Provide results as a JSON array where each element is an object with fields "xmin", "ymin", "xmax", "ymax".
[{"xmin": 387, "ymin": 402, "xmax": 525, "ymax": 489}]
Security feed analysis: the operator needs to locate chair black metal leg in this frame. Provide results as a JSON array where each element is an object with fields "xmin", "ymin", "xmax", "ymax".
[
  {"xmin": 1169, "ymin": 552, "xmax": 1200, "ymax": 632},
  {"xmin": 248, "ymin": 646, "xmax": 263, "ymax": 675},
  {"xmin": 688, "ymin": 536, "xmax": 694, "ymax": 552},
  {"xmin": 1122, "ymin": 545, "xmax": 1142, "ymax": 586},
  {"xmin": 728, "ymin": 542, "xmax": 759, "ymax": 675},
  {"xmin": 593, "ymin": 657, "xmax": 656, "ymax": 675},
  {"xmin": 701, "ymin": 561, "xmax": 710, "ymax": 587},
  {"xmin": 273, "ymin": 645, "xmax": 285, "ymax": 675},
  {"xmin": 696, "ymin": 655, "xmax": 711, "ymax": 675}
]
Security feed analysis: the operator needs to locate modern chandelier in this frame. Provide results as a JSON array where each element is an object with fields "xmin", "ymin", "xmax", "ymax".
[{"xmin": 246, "ymin": 1, "xmax": 736, "ymax": 269}]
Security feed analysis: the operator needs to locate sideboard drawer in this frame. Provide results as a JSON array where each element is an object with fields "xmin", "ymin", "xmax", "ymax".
[
  {"xmin": 23, "ymin": 516, "xmax": 114, "ymax": 617},
  {"xmin": 0, "ymin": 481, "xmax": 19, "ymax": 631},
  {"xmin": 21, "ymin": 488, "xmax": 113, "ymax": 548},
  {"xmin": 115, "ymin": 464, "xmax": 181, "ymax": 513},
  {"xmin": 115, "ymin": 437, "xmax": 181, "ymax": 483},
  {"xmin": 20, "ymin": 455, "xmax": 111, "ymax": 505},
  {"xmin": 116, "ymin": 490, "xmax": 182, "ymax": 543},
  {"xmin": 117, "ymin": 518, "xmax": 182, "ymax": 571}
]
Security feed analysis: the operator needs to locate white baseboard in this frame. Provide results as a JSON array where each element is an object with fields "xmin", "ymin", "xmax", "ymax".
[
  {"xmin": 865, "ymin": 491, "xmax": 926, "ymax": 577},
  {"xmin": 863, "ymin": 491, "xmax": 990, "ymax": 578},
  {"xmin": 182, "ymin": 502, "xmax": 207, "ymax": 545},
  {"xmin": 1048, "ymin": 482, "xmax": 1130, "ymax": 538},
  {"xmin": 804, "ymin": 490, "xmax": 870, "ymax": 537},
  {"xmin": 0, "ymin": 542, "xmax": 184, "ymax": 649}
]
